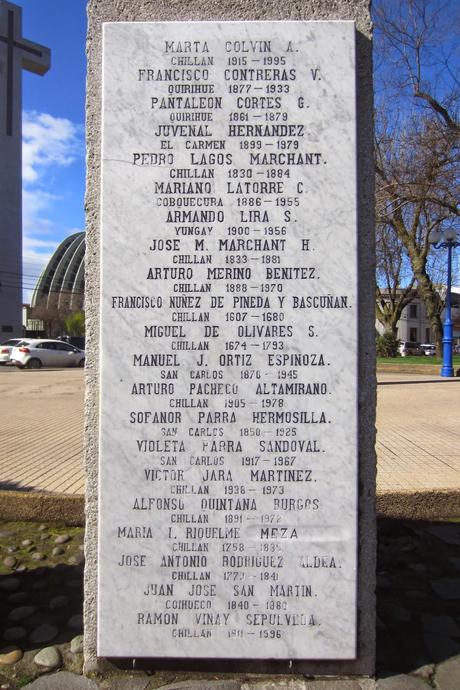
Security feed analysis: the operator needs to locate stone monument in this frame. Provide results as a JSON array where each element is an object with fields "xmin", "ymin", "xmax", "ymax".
[
  {"xmin": 0, "ymin": 0, "xmax": 50, "ymax": 337},
  {"xmin": 85, "ymin": 0, "xmax": 375, "ymax": 678}
]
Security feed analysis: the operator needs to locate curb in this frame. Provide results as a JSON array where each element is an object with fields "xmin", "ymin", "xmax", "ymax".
[
  {"xmin": 377, "ymin": 364, "xmax": 441, "ymax": 375},
  {"xmin": 377, "ymin": 489, "xmax": 460, "ymax": 520},
  {"xmin": 377, "ymin": 364, "xmax": 460, "ymax": 376},
  {"xmin": 1, "ymin": 488, "xmax": 459, "ymax": 525},
  {"xmin": 0, "ymin": 489, "xmax": 85, "ymax": 525}
]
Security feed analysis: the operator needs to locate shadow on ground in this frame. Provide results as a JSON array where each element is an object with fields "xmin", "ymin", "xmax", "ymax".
[
  {"xmin": 377, "ymin": 519, "xmax": 460, "ymax": 675},
  {"xmin": 0, "ymin": 522, "xmax": 84, "ymax": 653},
  {"xmin": 0, "ymin": 563, "xmax": 83, "ymax": 651},
  {"xmin": 0, "ymin": 482, "xmax": 39, "ymax": 492}
]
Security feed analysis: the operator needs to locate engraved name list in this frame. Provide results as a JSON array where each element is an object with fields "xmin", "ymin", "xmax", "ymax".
[{"xmin": 98, "ymin": 21, "xmax": 358, "ymax": 660}]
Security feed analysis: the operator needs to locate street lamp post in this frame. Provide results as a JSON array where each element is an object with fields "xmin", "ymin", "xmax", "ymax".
[{"xmin": 429, "ymin": 228, "xmax": 460, "ymax": 377}]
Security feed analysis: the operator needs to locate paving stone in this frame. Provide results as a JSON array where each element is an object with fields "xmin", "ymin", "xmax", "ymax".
[
  {"xmin": 55, "ymin": 534, "xmax": 71, "ymax": 544},
  {"xmin": 67, "ymin": 614, "xmax": 83, "ymax": 630},
  {"xmin": 49, "ymin": 594, "xmax": 70, "ymax": 610},
  {"xmin": 243, "ymin": 679, "xmax": 362, "ymax": 690},
  {"xmin": 405, "ymin": 590, "xmax": 425, "ymax": 598},
  {"xmin": 5, "ymin": 546, "xmax": 17, "ymax": 553},
  {"xmin": 7, "ymin": 592, "xmax": 28, "ymax": 604},
  {"xmin": 2, "ymin": 557, "xmax": 17, "ymax": 568},
  {"xmin": 100, "ymin": 674, "xmax": 150, "ymax": 690},
  {"xmin": 377, "ymin": 575, "xmax": 392, "ymax": 590},
  {"xmin": 422, "ymin": 614, "xmax": 460, "ymax": 637},
  {"xmin": 26, "ymin": 671, "xmax": 99, "ymax": 689},
  {"xmin": 52, "ymin": 547, "xmax": 65, "ymax": 556},
  {"xmin": 377, "ymin": 615, "xmax": 387, "ymax": 631},
  {"xmin": 412, "ymin": 664, "xmax": 434, "ymax": 681},
  {"xmin": 423, "ymin": 633, "xmax": 460, "ymax": 662},
  {"xmin": 0, "ymin": 531, "xmax": 14, "ymax": 538},
  {"xmin": 29, "ymin": 624, "xmax": 59, "ymax": 644},
  {"xmin": 38, "ymin": 525, "xmax": 47, "ymax": 531},
  {"xmin": 407, "ymin": 563, "xmax": 426, "ymax": 574},
  {"xmin": 0, "ymin": 577, "xmax": 20, "ymax": 592},
  {"xmin": 377, "ymin": 676, "xmax": 428, "ymax": 689},
  {"xmin": 31, "ymin": 551, "xmax": 46, "ymax": 561},
  {"xmin": 14, "ymin": 564, "xmax": 27, "ymax": 572},
  {"xmin": 54, "ymin": 563, "xmax": 71, "ymax": 574},
  {"xmin": 33, "ymin": 646, "xmax": 62, "ymax": 669},
  {"xmin": 21, "ymin": 539, "xmax": 33, "ymax": 546},
  {"xmin": 3, "ymin": 627, "xmax": 26, "ymax": 642},
  {"xmin": 32, "ymin": 579, "xmax": 48, "ymax": 591},
  {"xmin": 394, "ymin": 536, "xmax": 417, "ymax": 553},
  {"xmin": 425, "ymin": 525, "xmax": 460, "ymax": 546},
  {"xmin": 166, "ymin": 682, "xmax": 242, "ymax": 690},
  {"xmin": 70, "ymin": 634, "xmax": 83, "ymax": 654},
  {"xmin": 430, "ymin": 578, "xmax": 460, "ymax": 600},
  {"xmin": 386, "ymin": 605, "xmax": 411, "ymax": 623},
  {"xmin": 7, "ymin": 605, "xmax": 36, "ymax": 622},
  {"xmin": 0, "ymin": 649, "xmax": 23, "ymax": 665},
  {"xmin": 435, "ymin": 655, "xmax": 460, "ymax": 690}
]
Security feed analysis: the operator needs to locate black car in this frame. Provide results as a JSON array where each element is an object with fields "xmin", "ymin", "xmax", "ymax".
[{"xmin": 58, "ymin": 336, "xmax": 85, "ymax": 350}]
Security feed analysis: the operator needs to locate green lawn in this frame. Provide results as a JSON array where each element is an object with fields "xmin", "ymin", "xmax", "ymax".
[{"xmin": 377, "ymin": 355, "xmax": 460, "ymax": 365}]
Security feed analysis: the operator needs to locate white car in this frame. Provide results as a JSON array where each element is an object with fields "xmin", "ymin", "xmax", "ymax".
[
  {"xmin": 11, "ymin": 339, "xmax": 85, "ymax": 369},
  {"xmin": 420, "ymin": 343, "xmax": 436, "ymax": 356},
  {"xmin": 0, "ymin": 338, "xmax": 25, "ymax": 365}
]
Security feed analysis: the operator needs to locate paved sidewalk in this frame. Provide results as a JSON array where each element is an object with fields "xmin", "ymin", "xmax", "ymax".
[
  {"xmin": 0, "ymin": 367, "xmax": 459, "ymax": 519},
  {"xmin": 376, "ymin": 372, "xmax": 460, "ymax": 493},
  {"xmin": 0, "ymin": 368, "xmax": 84, "ymax": 495}
]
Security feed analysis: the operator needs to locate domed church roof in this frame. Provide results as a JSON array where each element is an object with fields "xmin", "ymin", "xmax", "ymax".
[{"xmin": 31, "ymin": 232, "xmax": 85, "ymax": 310}]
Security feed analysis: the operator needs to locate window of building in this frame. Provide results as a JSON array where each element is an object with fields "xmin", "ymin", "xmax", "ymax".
[
  {"xmin": 426, "ymin": 328, "xmax": 431, "ymax": 342},
  {"xmin": 410, "ymin": 327, "xmax": 418, "ymax": 342},
  {"xmin": 409, "ymin": 304, "xmax": 418, "ymax": 319}
]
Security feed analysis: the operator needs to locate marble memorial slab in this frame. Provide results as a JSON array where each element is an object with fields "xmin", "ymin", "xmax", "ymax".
[{"xmin": 98, "ymin": 20, "xmax": 358, "ymax": 660}]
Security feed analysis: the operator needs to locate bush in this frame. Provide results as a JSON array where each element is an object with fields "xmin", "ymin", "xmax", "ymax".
[
  {"xmin": 376, "ymin": 332, "xmax": 400, "ymax": 358},
  {"xmin": 64, "ymin": 310, "xmax": 85, "ymax": 337}
]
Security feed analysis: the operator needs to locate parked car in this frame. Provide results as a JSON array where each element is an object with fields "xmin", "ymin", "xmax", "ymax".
[
  {"xmin": 420, "ymin": 343, "xmax": 436, "ymax": 356},
  {"xmin": 399, "ymin": 341, "xmax": 422, "ymax": 357},
  {"xmin": 0, "ymin": 338, "xmax": 26, "ymax": 365},
  {"xmin": 11, "ymin": 339, "xmax": 85, "ymax": 369},
  {"xmin": 57, "ymin": 335, "xmax": 85, "ymax": 350}
]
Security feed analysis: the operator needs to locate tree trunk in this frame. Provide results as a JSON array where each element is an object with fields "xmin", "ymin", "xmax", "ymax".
[{"xmin": 413, "ymin": 267, "xmax": 443, "ymax": 355}]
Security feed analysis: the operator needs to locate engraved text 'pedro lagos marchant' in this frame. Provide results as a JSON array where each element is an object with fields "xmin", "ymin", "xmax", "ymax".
[{"xmin": 98, "ymin": 21, "xmax": 358, "ymax": 660}]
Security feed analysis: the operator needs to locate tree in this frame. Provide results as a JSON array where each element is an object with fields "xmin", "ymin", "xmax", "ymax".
[
  {"xmin": 64, "ymin": 310, "xmax": 85, "ymax": 337},
  {"xmin": 30, "ymin": 303, "xmax": 69, "ymax": 338},
  {"xmin": 375, "ymin": 221, "xmax": 415, "ymax": 334},
  {"xmin": 373, "ymin": 0, "xmax": 460, "ymax": 352}
]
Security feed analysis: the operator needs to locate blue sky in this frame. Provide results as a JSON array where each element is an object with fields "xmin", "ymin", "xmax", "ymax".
[{"xmin": 19, "ymin": 0, "xmax": 86, "ymax": 298}]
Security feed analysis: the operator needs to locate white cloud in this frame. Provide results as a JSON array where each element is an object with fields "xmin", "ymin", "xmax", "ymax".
[
  {"xmin": 23, "ymin": 188, "xmax": 57, "ymax": 235},
  {"xmin": 23, "ymin": 111, "xmax": 83, "ymax": 183},
  {"xmin": 24, "ymin": 237, "xmax": 60, "ymax": 250},
  {"xmin": 21, "ymin": 111, "xmax": 84, "ymax": 300},
  {"xmin": 23, "ymin": 241, "xmax": 54, "ymax": 304}
]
